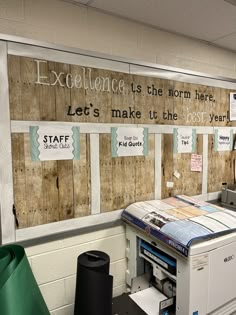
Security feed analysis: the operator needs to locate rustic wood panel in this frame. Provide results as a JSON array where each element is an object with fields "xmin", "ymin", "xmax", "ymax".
[
  {"xmin": 162, "ymin": 134, "xmax": 174, "ymax": 198},
  {"xmin": 8, "ymin": 55, "xmax": 23, "ymax": 120},
  {"xmin": 123, "ymin": 156, "xmax": 136, "ymax": 205},
  {"xmin": 11, "ymin": 132, "xmax": 91, "ymax": 228},
  {"xmin": 208, "ymin": 135, "xmax": 236, "ymax": 192},
  {"xmin": 84, "ymin": 68, "xmax": 112, "ymax": 123},
  {"xmin": 99, "ymin": 134, "xmax": 114, "ymax": 211},
  {"xmin": 73, "ymin": 134, "xmax": 91, "ymax": 218},
  {"xmin": 8, "ymin": 54, "xmax": 236, "ymax": 230},
  {"xmin": 100, "ymin": 134, "xmax": 155, "ymax": 212},
  {"xmin": 70, "ymin": 64, "xmax": 86, "ymax": 123},
  {"xmin": 133, "ymin": 75, "xmax": 165, "ymax": 124},
  {"xmin": 8, "ymin": 55, "xmax": 236, "ymax": 127},
  {"xmin": 135, "ymin": 135, "xmax": 155, "ymax": 201},
  {"xmin": 42, "ymin": 160, "xmax": 59, "ymax": 224},
  {"xmin": 111, "ymin": 72, "xmax": 135, "ymax": 124},
  {"xmin": 57, "ymin": 160, "xmax": 74, "ymax": 220},
  {"xmin": 162, "ymin": 134, "xmax": 203, "ymax": 198},
  {"xmin": 24, "ymin": 134, "xmax": 44, "ymax": 227},
  {"xmin": 11, "ymin": 134, "xmax": 27, "ymax": 227},
  {"xmin": 21, "ymin": 57, "xmax": 40, "ymax": 121},
  {"xmin": 172, "ymin": 80, "xmax": 185, "ymax": 126},
  {"xmin": 54, "ymin": 62, "xmax": 72, "ymax": 122},
  {"xmin": 163, "ymin": 80, "xmax": 175, "ymax": 125},
  {"xmin": 39, "ymin": 61, "xmax": 56, "ymax": 121}
]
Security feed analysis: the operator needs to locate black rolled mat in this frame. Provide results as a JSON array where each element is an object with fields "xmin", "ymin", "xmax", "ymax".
[{"xmin": 74, "ymin": 250, "xmax": 113, "ymax": 315}]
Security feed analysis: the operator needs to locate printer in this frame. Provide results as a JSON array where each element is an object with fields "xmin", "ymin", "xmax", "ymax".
[{"xmin": 122, "ymin": 195, "xmax": 236, "ymax": 315}]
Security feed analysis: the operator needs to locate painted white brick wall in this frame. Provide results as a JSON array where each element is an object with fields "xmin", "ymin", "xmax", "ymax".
[
  {"xmin": 25, "ymin": 225, "xmax": 126, "ymax": 314},
  {"xmin": 0, "ymin": 0, "xmax": 235, "ymax": 77},
  {"xmin": 1, "ymin": 1, "xmax": 236, "ymax": 314}
]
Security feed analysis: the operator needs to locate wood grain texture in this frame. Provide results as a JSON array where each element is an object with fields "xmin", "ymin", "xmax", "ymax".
[
  {"xmin": 100, "ymin": 134, "xmax": 154, "ymax": 212},
  {"xmin": 162, "ymin": 134, "xmax": 174, "ymax": 198},
  {"xmin": 208, "ymin": 135, "xmax": 236, "ymax": 192},
  {"xmin": 8, "ymin": 55, "xmax": 236, "ymax": 127},
  {"xmin": 24, "ymin": 134, "xmax": 44, "ymax": 227},
  {"xmin": 42, "ymin": 160, "xmax": 59, "ymax": 224},
  {"xmin": 11, "ymin": 132, "xmax": 91, "ymax": 228},
  {"xmin": 84, "ymin": 68, "xmax": 112, "ymax": 123},
  {"xmin": 11, "ymin": 134, "xmax": 27, "ymax": 227},
  {"xmin": 73, "ymin": 134, "xmax": 91, "ymax": 218},
  {"xmin": 8, "ymin": 54, "xmax": 236, "ymax": 230},
  {"xmin": 54, "ymin": 62, "xmax": 72, "ymax": 122},
  {"xmin": 21, "ymin": 57, "xmax": 40, "ymax": 121},
  {"xmin": 162, "ymin": 134, "xmax": 203, "ymax": 198},
  {"xmin": 39, "ymin": 61, "xmax": 56, "ymax": 121},
  {"xmin": 57, "ymin": 160, "xmax": 74, "ymax": 221},
  {"xmin": 8, "ymin": 55, "xmax": 23, "ymax": 120},
  {"xmin": 135, "ymin": 134, "xmax": 155, "ymax": 202},
  {"xmin": 70, "ymin": 64, "xmax": 86, "ymax": 123}
]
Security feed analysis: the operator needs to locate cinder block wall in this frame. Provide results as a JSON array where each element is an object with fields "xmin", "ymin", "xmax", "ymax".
[
  {"xmin": 25, "ymin": 225, "xmax": 126, "ymax": 314},
  {"xmin": 1, "ymin": 0, "xmax": 236, "ymax": 314},
  {"xmin": 1, "ymin": 0, "xmax": 236, "ymax": 78}
]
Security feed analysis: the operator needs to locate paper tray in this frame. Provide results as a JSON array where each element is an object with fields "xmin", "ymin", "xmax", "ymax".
[{"xmin": 129, "ymin": 287, "xmax": 167, "ymax": 315}]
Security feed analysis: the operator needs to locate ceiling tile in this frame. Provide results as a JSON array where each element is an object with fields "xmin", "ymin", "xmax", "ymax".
[
  {"xmin": 213, "ymin": 33, "xmax": 236, "ymax": 51},
  {"xmin": 90, "ymin": 0, "xmax": 236, "ymax": 43},
  {"xmin": 59, "ymin": 0, "xmax": 236, "ymax": 52}
]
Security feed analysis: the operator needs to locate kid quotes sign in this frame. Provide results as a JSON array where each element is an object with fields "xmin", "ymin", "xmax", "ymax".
[
  {"xmin": 111, "ymin": 127, "xmax": 148, "ymax": 157},
  {"xmin": 173, "ymin": 127, "xmax": 196, "ymax": 153},
  {"xmin": 214, "ymin": 128, "xmax": 233, "ymax": 151},
  {"xmin": 29, "ymin": 125, "xmax": 80, "ymax": 161}
]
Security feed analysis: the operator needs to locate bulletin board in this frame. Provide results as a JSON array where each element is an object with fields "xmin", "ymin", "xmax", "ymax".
[{"xmin": 1, "ymin": 37, "xmax": 236, "ymax": 243}]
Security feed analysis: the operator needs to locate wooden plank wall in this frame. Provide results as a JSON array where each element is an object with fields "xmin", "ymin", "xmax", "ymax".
[
  {"xmin": 162, "ymin": 134, "xmax": 203, "ymax": 198},
  {"xmin": 208, "ymin": 135, "xmax": 236, "ymax": 193},
  {"xmin": 11, "ymin": 133, "xmax": 90, "ymax": 228},
  {"xmin": 100, "ymin": 134, "xmax": 155, "ymax": 212},
  {"xmin": 8, "ymin": 55, "xmax": 236, "ymax": 229}
]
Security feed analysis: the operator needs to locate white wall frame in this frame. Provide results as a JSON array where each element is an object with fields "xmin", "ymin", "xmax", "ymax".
[
  {"xmin": 0, "ymin": 34, "xmax": 236, "ymax": 244},
  {"xmin": 90, "ymin": 134, "xmax": 101, "ymax": 215},
  {"xmin": 0, "ymin": 41, "xmax": 15, "ymax": 244}
]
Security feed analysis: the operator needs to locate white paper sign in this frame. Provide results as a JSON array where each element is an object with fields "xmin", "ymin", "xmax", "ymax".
[
  {"xmin": 111, "ymin": 127, "xmax": 148, "ymax": 157},
  {"xmin": 30, "ymin": 125, "xmax": 80, "ymax": 161},
  {"xmin": 230, "ymin": 92, "xmax": 236, "ymax": 121},
  {"xmin": 173, "ymin": 128, "xmax": 196, "ymax": 153},
  {"xmin": 214, "ymin": 128, "xmax": 233, "ymax": 151}
]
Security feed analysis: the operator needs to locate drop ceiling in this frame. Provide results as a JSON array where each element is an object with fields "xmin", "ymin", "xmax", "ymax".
[{"xmin": 63, "ymin": 0, "xmax": 236, "ymax": 52}]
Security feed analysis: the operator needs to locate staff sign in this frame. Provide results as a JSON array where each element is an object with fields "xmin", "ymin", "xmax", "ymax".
[{"xmin": 30, "ymin": 125, "xmax": 80, "ymax": 161}]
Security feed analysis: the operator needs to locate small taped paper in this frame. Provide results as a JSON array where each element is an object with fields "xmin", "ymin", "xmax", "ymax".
[
  {"xmin": 166, "ymin": 181, "xmax": 174, "ymax": 188},
  {"xmin": 173, "ymin": 170, "xmax": 180, "ymax": 179}
]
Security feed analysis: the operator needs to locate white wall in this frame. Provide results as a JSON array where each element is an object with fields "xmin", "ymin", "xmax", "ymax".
[
  {"xmin": 1, "ymin": 0, "xmax": 236, "ymax": 314},
  {"xmin": 1, "ymin": 0, "xmax": 236, "ymax": 78},
  {"xmin": 25, "ymin": 225, "xmax": 126, "ymax": 314}
]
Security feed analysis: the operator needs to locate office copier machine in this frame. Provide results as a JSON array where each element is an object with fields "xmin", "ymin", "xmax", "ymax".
[{"xmin": 122, "ymin": 196, "xmax": 236, "ymax": 315}]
